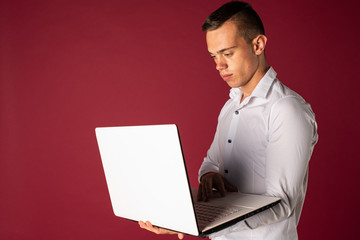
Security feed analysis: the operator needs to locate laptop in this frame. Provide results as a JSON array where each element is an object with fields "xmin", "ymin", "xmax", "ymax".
[{"xmin": 95, "ymin": 124, "xmax": 280, "ymax": 237}]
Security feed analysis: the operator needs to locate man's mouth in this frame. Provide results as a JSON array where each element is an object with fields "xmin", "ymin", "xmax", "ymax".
[{"xmin": 221, "ymin": 74, "xmax": 233, "ymax": 81}]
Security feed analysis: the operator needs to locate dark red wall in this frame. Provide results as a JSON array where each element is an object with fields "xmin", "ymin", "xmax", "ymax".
[{"xmin": 1, "ymin": 0, "xmax": 359, "ymax": 239}]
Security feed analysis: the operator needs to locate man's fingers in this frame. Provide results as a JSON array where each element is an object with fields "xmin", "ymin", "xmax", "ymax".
[
  {"xmin": 198, "ymin": 172, "xmax": 228, "ymax": 201},
  {"xmin": 198, "ymin": 172, "xmax": 238, "ymax": 202},
  {"xmin": 197, "ymin": 183, "xmax": 202, "ymax": 201},
  {"xmin": 178, "ymin": 233, "xmax": 185, "ymax": 239},
  {"xmin": 213, "ymin": 174, "xmax": 226, "ymax": 197},
  {"xmin": 201, "ymin": 181, "xmax": 206, "ymax": 201},
  {"xmin": 138, "ymin": 220, "xmax": 150, "ymax": 230},
  {"xmin": 199, "ymin": 179, "xmax": 209, "ymax": 201},
  {"xmin": 204, "ymin": 176, "xmax": 213, "ymax": 201},
  {"xmin": 138, "ymin": 221, "xmax": 146, "ymax": 229},
  {"xmin": 139, "ymin": 221, "xmax": 184, "ymax": 239},
  {"xmin": 145, "ymin": 221, "xmax": 159, "ymax": 233},
  {"xmin": 201, "ymin": 180, "xmax": 209, "ymax": 201},
  {"xmin": 139, "ymin": 221, "xmax": 159, "ymax": 234}
]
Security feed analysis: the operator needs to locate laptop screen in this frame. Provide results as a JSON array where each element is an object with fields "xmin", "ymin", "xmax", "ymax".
[{"xmin": 96, "ymin": 124, "xmax": 200, "ymax": 235}]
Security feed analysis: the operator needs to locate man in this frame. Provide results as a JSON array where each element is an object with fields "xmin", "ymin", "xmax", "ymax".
[{"xmin": 139, "ymin": 1, "xmax": 318, "ymax": 239}]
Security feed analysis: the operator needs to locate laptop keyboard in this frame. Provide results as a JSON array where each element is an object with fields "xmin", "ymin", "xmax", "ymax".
[{"xmin": 194, "ymin": 202, "xmax": 243, "ymax": 229}]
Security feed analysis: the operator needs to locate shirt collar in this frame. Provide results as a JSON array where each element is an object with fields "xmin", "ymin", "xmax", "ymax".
[{"xmin": 229, "ymin": 67, "xmax": 277, "ymax": 101}]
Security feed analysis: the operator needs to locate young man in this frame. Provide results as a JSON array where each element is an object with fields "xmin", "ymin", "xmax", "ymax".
[{"xmin": 139, "ymin": 1, "xmax": 318, "ymax": 239}]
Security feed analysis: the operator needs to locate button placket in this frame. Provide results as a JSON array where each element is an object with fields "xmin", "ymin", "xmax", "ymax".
[{"xmin": 223, "ymin": 108, "xmax": 241, "ymax": 175}]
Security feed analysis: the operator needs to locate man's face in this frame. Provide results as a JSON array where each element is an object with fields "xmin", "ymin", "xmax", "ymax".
[{"xmin": 206, "ymin": 21, "xmax": 259, "ymax": 89}]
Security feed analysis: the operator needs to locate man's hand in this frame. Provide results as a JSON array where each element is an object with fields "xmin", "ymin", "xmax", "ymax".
[
  {"xmin": 138, "ymin": 221, "xmax": 184, "ymax": 239},
  {"xmin": 197, "ymin": 172, "xmax": 238, "ymax": 202}
]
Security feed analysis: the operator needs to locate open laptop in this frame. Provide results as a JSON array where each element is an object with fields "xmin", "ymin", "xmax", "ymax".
[{"xmin": 95, "ymin": 124, "xmax": 280, "ymax": 237}]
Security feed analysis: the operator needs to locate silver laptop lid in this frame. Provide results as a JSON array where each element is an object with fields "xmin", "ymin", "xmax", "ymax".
[{"xmin": 95, "ymin": 124, "xmax": 199, "ymax": 236}]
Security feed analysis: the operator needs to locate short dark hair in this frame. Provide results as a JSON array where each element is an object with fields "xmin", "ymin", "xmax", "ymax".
[{"xmin": 202, "ymin": 1, "xmax": 265, "ymax": 43}]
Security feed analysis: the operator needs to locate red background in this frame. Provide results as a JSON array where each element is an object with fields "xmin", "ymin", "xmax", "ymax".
[{"xmin": 1, "ymin": 0, "xmax": 359, "ymax": 239}]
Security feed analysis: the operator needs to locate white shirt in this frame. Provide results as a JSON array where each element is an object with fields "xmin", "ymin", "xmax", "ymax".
[{"xmin": 198, "ymin": 67, "xmax": 318, "ymax": 240}]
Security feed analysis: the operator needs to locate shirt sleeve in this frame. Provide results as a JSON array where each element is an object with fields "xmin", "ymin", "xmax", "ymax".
[
  {"xmin": 198, "ymin": 100, "xmax": 233, "ymax": 181},
  {"xmin": 198, "ymin": 120, "xmax": 222, "ymax": 181},
  {"xmin": 208, "ymin": 96, "xmax": 318, "ymax": 237}
]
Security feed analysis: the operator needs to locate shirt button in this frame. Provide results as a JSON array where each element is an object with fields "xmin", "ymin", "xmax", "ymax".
[
  {"xmin": 235, "ymin": 110, "xmax": 239, "ymax": 115},
  {"xmin": 228, "ymin": 139, "xmax": 232, "ymax": 143}
]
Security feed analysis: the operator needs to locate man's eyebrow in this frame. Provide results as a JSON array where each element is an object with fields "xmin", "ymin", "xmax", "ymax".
[{"xmin": 208, "ymin": 46, "xmax": 237, "ymax": 55}]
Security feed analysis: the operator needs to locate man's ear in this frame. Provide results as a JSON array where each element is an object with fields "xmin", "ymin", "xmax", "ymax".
[{"xmin": 252, "ymin": 35, "xmax": 267, "ymax": 55}]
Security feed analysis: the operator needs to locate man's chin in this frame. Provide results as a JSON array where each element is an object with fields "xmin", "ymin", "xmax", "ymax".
[{"xmin": 226, "ymin": 81, "xmax": 241, "ymax": 88}]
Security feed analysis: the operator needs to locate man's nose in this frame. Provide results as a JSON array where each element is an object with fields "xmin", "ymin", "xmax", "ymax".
[{"xmin": 215, "ymin": 57, "xmax": 227, "ymax": 71}]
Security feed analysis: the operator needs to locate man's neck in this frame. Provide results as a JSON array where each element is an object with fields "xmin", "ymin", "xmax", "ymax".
[{"xmin": 240, "ymin": 61, "xmax": 269, "ymax": 103}]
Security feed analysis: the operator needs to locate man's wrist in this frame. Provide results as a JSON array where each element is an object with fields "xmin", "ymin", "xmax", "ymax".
[{"xmin": 200, "ymin": 172, "xmax": 216, "ymax": 182}]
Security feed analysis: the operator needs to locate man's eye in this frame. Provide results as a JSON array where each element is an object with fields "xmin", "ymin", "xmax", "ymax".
[
  {"xmin": 210, "ymin": 55, "xmax": 216, "ymax": 59},
  {"xmin": 224, "ymin": 52, "xmax": 233, "ymax": 57}
]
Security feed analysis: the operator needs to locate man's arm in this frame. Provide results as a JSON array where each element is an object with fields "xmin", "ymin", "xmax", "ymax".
[
  {"xmin": 208, "ymin": 97, "xmax": 318, "ymax": 237},
  {"xmin": 244, "ymin": 97, "xmax": 318, "ymax": 228}
]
